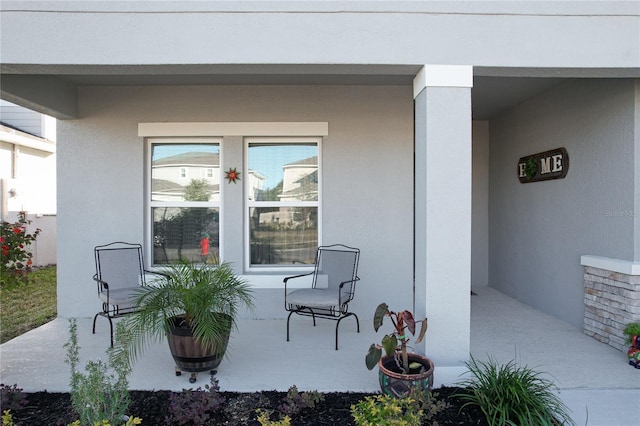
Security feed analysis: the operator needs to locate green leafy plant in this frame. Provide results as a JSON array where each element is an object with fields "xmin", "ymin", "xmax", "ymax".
[
  {"xmin": 124, "ymin": 260, "xmax": 254, "ymax": 364},
  {"xmin": 0, "ymin": 211, "xmax": 41, "ymax": 288},
  {"xmin": 164, "ymin": 376, "xmax": 225, "ymax": 425},
  {"xmin": 65, "ymin": 319, "xmax": 136, "ymax": 426},
  {"xmin": 456, "ymin": 355, "xmax": 574, "ymax": 426},
  {"xmin": 255, "ymin": 409, "xmax": 291, "ymax": 426},
  {"xmin": 1, "ymin": 410, "xmax": 15, "ymax": 426},
  {"xmin": 277, "ymin": 385, "xmax": 324, "ymax": 417},
  {"xmin": 407, "ymin": 388, "xmax": 449, "ymax": 425},
  {"xmin": 623, "ymin": 322, "xmax": 640, "ymax": 345},
  {"xmin": 365, "ymin": 303, "xmax": 428, "ymax": 374},
  {"xmin": 67, "ymin": 418, "xmax": 142, "ymax": 426},
  {"xmin": 350, "ymin": 394, "xmax": 423, "ymax": 426}
]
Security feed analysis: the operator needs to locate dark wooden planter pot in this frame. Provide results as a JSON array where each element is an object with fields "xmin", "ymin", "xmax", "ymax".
[
  {"xmin": 167, "ymin": 314, "xmax": 231, "ymax": 382},
  {"xmin": 378, "ymin": 353, "xmax": 434, "ymax": 398}
]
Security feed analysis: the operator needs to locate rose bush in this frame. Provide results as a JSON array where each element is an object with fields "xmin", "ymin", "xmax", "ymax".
[{"xmin": 1, "ymin": 211, "xmax": 41, "ymax": 287}]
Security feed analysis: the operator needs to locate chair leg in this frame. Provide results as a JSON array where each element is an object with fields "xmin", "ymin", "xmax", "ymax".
[
  {"xmin": 108, "ymin": 316, "xmax": 114, "ymax": 347},
  {"xmin": 334, "ymin": 313, "xmax": 360, "ymax": 350},
  {"xmin": 92, "ymin": 313, "xmax": 100, "ymax": 334},
  {"xmin": 286, "ymin": 310, "xmax": 295, "ymax": 342}
]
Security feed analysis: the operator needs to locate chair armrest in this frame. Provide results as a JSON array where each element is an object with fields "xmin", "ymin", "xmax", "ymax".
[
  {"xmin": 338, "ymin": 275, "xmax": 360, "ymax": 288},
  {"xmin": 284, "ymin": 271, "xmax": 315, "ymax": 309},
  {"xmin": 283, "ymin": 271, "xmax": 314, "ymax": 285},
  {"xmin": 143, "ymin": 269, "xmax": 170, "ymax": 279},
  {"xmin": 93, "ymin": 273, "xmax": 109, "ymax": 290}
]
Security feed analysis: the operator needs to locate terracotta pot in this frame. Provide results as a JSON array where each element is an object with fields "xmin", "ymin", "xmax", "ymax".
[
  {"xmin": 378, "ymin": 353, "xmax": 434, "ymax": 398},
  {"xmin": 166, "ymin": 314, "xmax": 231, "ymax": 374}
]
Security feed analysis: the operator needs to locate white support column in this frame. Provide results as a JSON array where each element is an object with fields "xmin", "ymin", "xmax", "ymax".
[
  {"xmin": 634, "ymin": 80, "xmax": 640, "ymax": 262},
  {"xmin": 414, "ymin": 65, "xmax": 473, "ymax": 386}
]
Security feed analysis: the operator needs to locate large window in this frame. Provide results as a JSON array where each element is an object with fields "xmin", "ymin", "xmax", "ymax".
[
  {"xmin": 247, "ymin": 138, "xmax": 320, "ymax": 268},
  {"xmin": 149, "ymin": 139, "xmax": 221, "ymax": 265}
]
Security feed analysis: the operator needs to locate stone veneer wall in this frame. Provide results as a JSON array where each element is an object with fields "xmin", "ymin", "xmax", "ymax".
[{"xmin": 584, "ymin": 266, "xmax": 640, "ymax": 351}]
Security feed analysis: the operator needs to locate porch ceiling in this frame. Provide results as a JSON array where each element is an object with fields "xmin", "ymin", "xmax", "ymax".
[{"xmin": 2, "ymin": 63, "xmax": 638, "ymax": 120}]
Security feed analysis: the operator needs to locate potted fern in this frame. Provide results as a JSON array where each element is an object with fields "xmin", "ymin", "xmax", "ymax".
[
  {"xmin": 124, "ymin": 260, "xmax": 254, "ymax": 383},
  {"xmin": 365, "ymin": 303, "xmax": 434, "ymax": 397}
]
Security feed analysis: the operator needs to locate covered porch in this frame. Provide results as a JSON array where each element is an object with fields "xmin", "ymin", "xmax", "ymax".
[{"xmin": 1, "ymin": 286, "xmax": 637, "ymax": 425}]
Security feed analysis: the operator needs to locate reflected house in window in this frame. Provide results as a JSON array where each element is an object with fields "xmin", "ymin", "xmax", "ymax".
[
  {"xmin": 254, "ymin": 156, "xmax": 317, "ymax": 226},
  {"xmin": 150, "ymin": 147, "xmax": 223, "ymax": 264},
  {"xmin": 280, "ymin": 156, "xmax": 318, "ymax": 202},
  {"xmin": 152, "ymin": 151, "xmax": 220, "ymax": 202},
  {"xmin": 247, "ymin": 170, "xmax": 266, "ymax": 202}
]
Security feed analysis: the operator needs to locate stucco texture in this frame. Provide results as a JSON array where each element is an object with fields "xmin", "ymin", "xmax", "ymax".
[
  {"xmin": 489, "ymin": 79, "xmax": 637, "ymax": 328},
  {"xmin": 57, "ymin": 85, "xmax": 415, "ymax": 319}
]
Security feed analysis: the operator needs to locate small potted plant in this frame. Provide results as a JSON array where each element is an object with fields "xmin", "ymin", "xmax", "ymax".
[
  {"xmin": 623, "ymin": 322, "xmax": 640, "ymax": 369},
  {"xmin": 124, "ymin": 260, "xmax": 254, "ymax": 383},
  {"xmin": 365, "ymin": 303, "xmax": 434, "ymax": 397},
  {"xmin": 623, "ymin": 322, "xmax": 640, "ymax": 345}
]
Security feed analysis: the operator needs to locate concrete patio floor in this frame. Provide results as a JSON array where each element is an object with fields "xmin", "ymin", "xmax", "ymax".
[{"xmin": 1, "ymin": 286, "xmax": 638, "ymax": 425}]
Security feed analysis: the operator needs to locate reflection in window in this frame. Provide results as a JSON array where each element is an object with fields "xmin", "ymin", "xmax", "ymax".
[
  {"xmin": 153, "ymin": 207, "xmax": 220, "ymax": 265},
  {"xmin": 150, "ymin": 141, "xmax": 220, "ymax": 265},
  {"xmin": 247, "ymin": 141, "xmax": 319, "ymax": 267},
  {"xmin": 151, "ymin": 144, "xmax": 220, "ymax": 202}
]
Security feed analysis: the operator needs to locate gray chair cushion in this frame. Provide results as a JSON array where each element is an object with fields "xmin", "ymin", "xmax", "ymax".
[
  {"xmin": 286, "ymin": 288, "xmax": 339, "ymax": 308},
  {"xmin": 99, "ymin": 287, "xmax": 147, "ymax": 308}
]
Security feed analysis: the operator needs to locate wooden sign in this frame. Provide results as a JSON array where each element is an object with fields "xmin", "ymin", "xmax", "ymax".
[{"xmin": 517, "ymin": 148, "xmax": 569, "ymax": 183}]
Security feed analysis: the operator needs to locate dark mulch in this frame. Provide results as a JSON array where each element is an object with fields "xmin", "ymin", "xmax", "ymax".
[{"xmin": 8, "ymin": 387, "xmax": 488, "ymax": 425}]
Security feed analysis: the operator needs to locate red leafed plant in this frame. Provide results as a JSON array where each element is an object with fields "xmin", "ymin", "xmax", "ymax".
[
  {"xmin": 0, "ymin": 211, "xmax": 41, "ymax": 287},
  {"xmin": 365, "ymin": 303, "xmax": 428, "ymax": 374}
]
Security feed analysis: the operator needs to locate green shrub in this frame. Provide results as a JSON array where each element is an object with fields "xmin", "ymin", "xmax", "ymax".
[
  {"xmin": 64, "ymin": 319, "xmax": 135, "ymax": 426},
  {"xmin": 623, "ymin": 322, "xmax": 640, "ymax": 345},
  {"xmin": 255, "ymin": 409, "xmax": 291, "ymax": 426},
  {"xmin": 351, "ymin": 394, "xmax": 422, "ymax": 426},
  {"xmin": 277, "ymin": 385, "xmax": 324, "ymax": 417},
  {"xmin": 0, "ymin": 212, "xmax": 41, "ymax": 288},
  {"xmin": 407, "ymin": 388, "xmax": 449, "ymax": 424},
  {"xmin": 2, "ymin": 410, "xmax": 15, "ymax": 426},
  {"xmin": 456, "ymin": 356, "xmax": 574, "ymax": 426}
]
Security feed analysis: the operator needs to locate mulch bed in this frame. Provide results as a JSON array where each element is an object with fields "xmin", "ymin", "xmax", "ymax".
[{"xmin": 6, "ymin": 387, "xmax": 488, "ymax": 425}]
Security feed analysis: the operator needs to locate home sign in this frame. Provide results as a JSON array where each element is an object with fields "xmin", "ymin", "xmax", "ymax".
[{"xmin": 517, "ymin": 147, "xmax": 569, "ymax": 183}]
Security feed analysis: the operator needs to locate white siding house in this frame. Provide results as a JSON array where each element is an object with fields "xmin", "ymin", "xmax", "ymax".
[
  {"xmin": 0, "ymin": 100, "xmax": 57, "ymax": 266},
  {"xmin": 1, "ymin": 0, "xmax": 638, "ymax": 384}
]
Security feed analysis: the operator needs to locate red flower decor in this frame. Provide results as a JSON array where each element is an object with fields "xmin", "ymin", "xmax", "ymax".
[{"xmin": 225, "ymin": 168, "xmax": 241, "ymax": 184}]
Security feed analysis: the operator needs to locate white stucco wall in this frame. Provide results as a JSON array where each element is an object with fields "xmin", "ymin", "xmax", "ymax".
[
  {"xmin": 489, "ymin": 79, "xmax": 638, "ymax": 328},
  {"xmin": 57, "ymin": 85, "xmax": 416, "ymax": 319},
  {"xmin": 2, "ymin": 1, "xmax": 638, "ymax": 69},
  {"xmin": 472, "ymin": 121, "xmax": 489, "ymax": 287}
]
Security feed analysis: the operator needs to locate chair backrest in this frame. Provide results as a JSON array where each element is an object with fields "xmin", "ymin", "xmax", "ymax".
[
  {"xmin": 94, "ymin": 242, "xmax": 145, "ymax": 291},
  {"xmin": 312, "ymin": 244, "xmax": 360, "ymax": 304}
]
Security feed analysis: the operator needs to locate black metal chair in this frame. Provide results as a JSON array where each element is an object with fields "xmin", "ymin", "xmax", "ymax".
[
  {"xmin": 92, "ymin": 242, "xmax": 161, "ymax": 346},
  {"xmin": 284, "ymin": 244, "xmax": 360, "ymax": 350}
]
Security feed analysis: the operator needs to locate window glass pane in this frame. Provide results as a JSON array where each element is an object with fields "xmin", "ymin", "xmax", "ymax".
[
  {"xmin": 248, "ymin": 144, "xmax": 318, "ymax": 202},
  {"xmin": 249, "ymin": 207, "xmax": 317, "ymax": 265},
  {"xmin": 152, "ymin": 207, "xmax": 219, "ymax": 265},
  {"xmin": 151, "ymin": 144, "xmax": 220, "ymax": 202}
]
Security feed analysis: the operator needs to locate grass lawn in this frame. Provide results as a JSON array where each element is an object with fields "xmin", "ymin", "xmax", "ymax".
[{"xmin": 0, "ymin": 266, "xmax": 57, "ymax": 343}]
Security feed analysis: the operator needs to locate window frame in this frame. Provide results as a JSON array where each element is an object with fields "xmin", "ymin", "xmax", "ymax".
[
  {"xmin": 146, "ymin": 137, "xmax": 223, "ymax": 267},
  {"xmin": 244, "ymin": 136, "xmax": 322, "ymax": 272}
]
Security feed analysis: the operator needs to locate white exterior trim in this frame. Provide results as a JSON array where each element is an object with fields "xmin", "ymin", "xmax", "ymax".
[
  {"xmin": 581, "ymin": 255, "xmax": 640, "ymax": 276},
  {"xmin": 138, "ymin": 122, "xmax": 329, "ymax": 137},
  {"xmin": 244, "ymin": 136, "xmax": 322, "ymax": 273},
  {"xmin": 413, "ymin": 65, "xmax": 473, "ymax": 98},
  {"xmin": 0, "ymin": 125, "xmax": 55, "ymax": 153}
]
